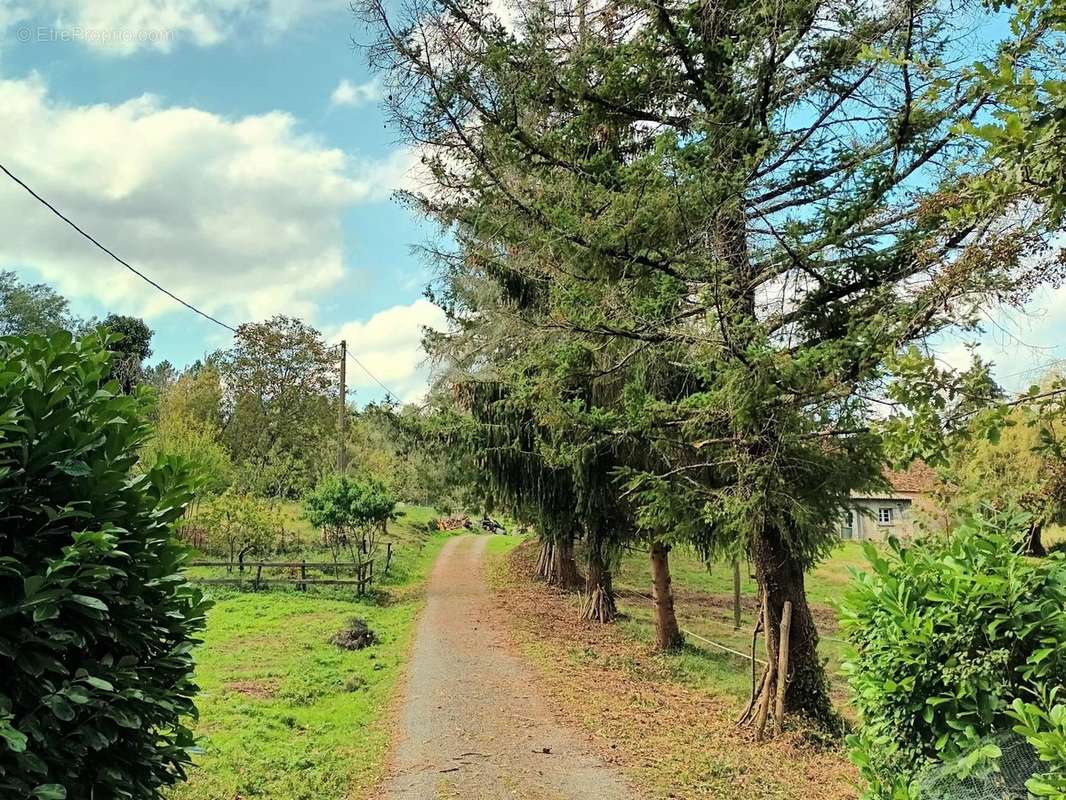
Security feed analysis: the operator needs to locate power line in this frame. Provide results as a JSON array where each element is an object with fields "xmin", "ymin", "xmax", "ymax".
[
  {"xmin": 346, "ymin": 350, "xmax": 395, "ymax": 399},
  {"xmin": 0, "ymin": 160, "xmax": 400, "ymax": 398},
  {"xmin": 999, "ymin": 356, "xmax": 1066, "ymax": 382},
  {"xmin": 0, "ymin": 161, "xmax": 237, "ymax": 333}
]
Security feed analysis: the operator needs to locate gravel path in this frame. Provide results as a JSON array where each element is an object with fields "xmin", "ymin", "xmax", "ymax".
[{"xmin": 381, "ymin": 534, "xmax": 635, "ymax": 800}]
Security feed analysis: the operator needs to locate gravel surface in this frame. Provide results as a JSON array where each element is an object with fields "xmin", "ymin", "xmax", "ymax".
[{"xmin": 381, "ymin": 534, "xmax": 635, "ymax": 800}]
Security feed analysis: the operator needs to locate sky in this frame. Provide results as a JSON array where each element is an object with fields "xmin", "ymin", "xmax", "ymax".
[
  {"xmin": 0, "ymin": 1, "xmax": 1064, "ymax": 404},
  {"xmin": 0, "ymin": 0, "xmax": 447, "ymax": 404}
]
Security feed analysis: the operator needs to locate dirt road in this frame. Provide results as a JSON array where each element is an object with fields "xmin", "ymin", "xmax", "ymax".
[{"xmin": 381, "ymin": 535, "xmax": 634, "ymax": 800}]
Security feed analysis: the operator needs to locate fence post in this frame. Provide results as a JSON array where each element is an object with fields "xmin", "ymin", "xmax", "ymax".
[
  {"xmin": 300, "ymin": 560, "xmax": 307, "ymax": 591},
  {"xmin": 774, "ymin": 600, "xmax": 793, "ymax": 737},
  {"xmin": 384, "ymin": 542, "xmax": 393, "ymax": 575},
  {"xmin": 733, "ymin": 561, "xmax": 742, "ymax": 630}
]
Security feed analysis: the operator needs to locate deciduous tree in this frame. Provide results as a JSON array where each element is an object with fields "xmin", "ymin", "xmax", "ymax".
[{"xmin": 217, "ymin": 316, "xmax": 337, "ymax": 498}]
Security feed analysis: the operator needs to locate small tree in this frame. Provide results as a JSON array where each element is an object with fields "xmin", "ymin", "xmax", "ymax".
[
  {"xmin": 197, "ymin": 491, "xmax": 279, "ymax": 568},
  {"xmin": 101, "ymin": 314, "xmax": 153, "ymax": 393},
  {"xmin": 304, "ymin": 476, "xmax": 397, "ymax": 591},
  {"xmin": 0, "ymin": 332, "xmax": 209, "ymax": 799}
]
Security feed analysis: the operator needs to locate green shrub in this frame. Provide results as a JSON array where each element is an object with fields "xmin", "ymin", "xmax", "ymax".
[
  {"xmin": 840, "ymin": 511, "xmax": 1066, "ymax": 799},
  {"xmin": 0, "ymin": 332, "xmax": 209, "ymax": 799},
  {"xmin": 194, "ymin": 490, "xmax": 280, "ymax": 564},
  {"xmin": 304, "ymin": 474, "xmax": 397, "ymax": 549},
  {"xmin": 1010, "ymin": 694, "xmax": 1066, "ymax": 800}
]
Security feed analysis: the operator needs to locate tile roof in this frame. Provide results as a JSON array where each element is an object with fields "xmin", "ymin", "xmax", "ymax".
[{"xmin": 883, "ymin": 460, "xmax": 937, "ymax": 494}]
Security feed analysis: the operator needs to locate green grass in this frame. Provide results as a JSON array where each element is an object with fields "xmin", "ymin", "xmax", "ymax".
[
  {"xmin": 610, "ymin": 541, "xmax": 872, "ymax": 706},
  {"xmin": 169, "ymin": 533, "xmax": 450, "ymax": 800},
  {"xmin": 485, "ymin": 534, "xmax": 525, "ymax": 559}
]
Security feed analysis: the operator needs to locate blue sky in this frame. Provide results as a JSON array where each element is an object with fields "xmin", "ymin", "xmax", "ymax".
[
  {"xmin": 0, "ymin": 1, "xmax": 444, "ymax": 403},
  {"xmin": 0, "ymin": 1, "xmax": 1063, "ymax": 401}
]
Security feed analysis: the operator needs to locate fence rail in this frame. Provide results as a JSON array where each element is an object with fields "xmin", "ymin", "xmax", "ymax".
[
  {"xmin": 188, "ymin": 561, "xmax": 371, "ymax": 569},
  {"xmin": 186, "ymin": 545, "xmax": 394, "ymax": 594},
  {"xmin": 192, "ymin": 578, "xmax": 367, "ymax": 586}
]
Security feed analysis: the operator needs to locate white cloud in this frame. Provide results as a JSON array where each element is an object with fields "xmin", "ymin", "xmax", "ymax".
[
  {"xmin": 0, "ymin": 0, "xmax": 332, "ymax": 55},
  {"xmin": 0, "ymin": 75, "xmax": 411, "ymax": 325},
  {"xmin": 330, "ymin": 78, "xmax": 382, "ymax": 109},
  {"xmin": 332, "ymin": 298, "xmax": 448, "ymax": 403},
  {"xmin": 933, "ymin": 282, "xmax": 1066, "ymax": 392}
]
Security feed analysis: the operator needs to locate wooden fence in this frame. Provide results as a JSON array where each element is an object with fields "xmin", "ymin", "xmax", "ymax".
[{"xmin": 188, "ymin": 543, "xmax": 393, "ymax": 595}]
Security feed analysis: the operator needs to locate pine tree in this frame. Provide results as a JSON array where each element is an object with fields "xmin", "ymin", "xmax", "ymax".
[{"xmin": 358, "ymin": 0, "xmax": 1064, "ymax": 724}]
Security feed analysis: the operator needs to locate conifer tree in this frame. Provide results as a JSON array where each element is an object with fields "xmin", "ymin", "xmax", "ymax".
[{"xmin": 359, "ymin": 0, "xmax": 1064, "ymax": 722}]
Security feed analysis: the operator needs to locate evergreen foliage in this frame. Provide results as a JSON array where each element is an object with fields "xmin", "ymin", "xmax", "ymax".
[
  {"xmin": 357, "ymin": 0, "xmax": 1065, "ymax": 718},
  {"xmin": 0, "ymin": 332, "xmax": 208, "ymax": 799}
]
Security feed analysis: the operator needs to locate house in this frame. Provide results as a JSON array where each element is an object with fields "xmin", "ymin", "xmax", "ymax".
[{"xmin": 841, "ymin": 461, "xmax": 938, "ymax": 541}]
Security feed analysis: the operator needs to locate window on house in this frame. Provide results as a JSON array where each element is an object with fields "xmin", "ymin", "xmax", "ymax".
[{"xmin": 878, "ymin": 506, "xmax": 894, "ymax": 524}]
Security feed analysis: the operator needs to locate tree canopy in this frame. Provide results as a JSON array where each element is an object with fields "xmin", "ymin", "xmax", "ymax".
[
  {"xmin": 0, "ymin": 271, "xmax": 79, "ymax": 337},
  {"xmin": 357, "ymin": 0, "xmax": 1066, "ymax": 722}
]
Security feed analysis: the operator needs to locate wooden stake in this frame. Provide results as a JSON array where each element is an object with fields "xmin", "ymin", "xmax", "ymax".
[
  {"xmin": 733, "ymin": 560, "xmax": 742, "ymax": 630},
  {"xmin": 774, "ymin": 600, "xmax": 793, "ymax": 737},
  {"xmin": 754, "ymin": 591, "xmax": 775, "ymax": 741}
]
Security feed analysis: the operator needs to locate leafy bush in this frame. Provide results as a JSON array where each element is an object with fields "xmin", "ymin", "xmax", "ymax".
[
  {"xmin": 0, "ymin": 332, "xmax": 209, "ymax": 799},
  {"xmin": 304, "ymin": 476, "xmax": 398, "ymax": 582},
  {"xmin": 194, "ymin": 490, "xmax": 280, "ymax": 565},
  {"xmin": 840, "ymin": 510, "xmax": 1066, "ymax": 799},
  {"xmin": 304, "ymin": 475, "xmax": 397, "ymax": 547},
  {"xmin": 1010, "ymin": 694, "xmax": 1066, "ymax": 800}
]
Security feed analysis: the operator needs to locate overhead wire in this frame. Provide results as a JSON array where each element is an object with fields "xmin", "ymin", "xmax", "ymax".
[{"xmin": 0, "ymin": 160, "xmax": 400, "ymax": 398}]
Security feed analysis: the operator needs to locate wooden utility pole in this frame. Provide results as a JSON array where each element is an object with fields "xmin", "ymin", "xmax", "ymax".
[{"xmin": 338, "ymin": 339, "xmax": 347, "ymax": 474}]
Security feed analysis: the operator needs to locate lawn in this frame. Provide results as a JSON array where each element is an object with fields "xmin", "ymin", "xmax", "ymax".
[
  {"xmin": 612, "ymin": 541, "xmax": 868, "ymax": 705},
  {"xmin": 169, "ymin": 530, "xmax": 450, "ymax": 800}
]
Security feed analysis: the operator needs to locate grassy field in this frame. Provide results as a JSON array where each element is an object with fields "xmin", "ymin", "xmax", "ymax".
[
  {"xmin": 170, "ymin": 524, "xmax": 450, "ymax": 800},
  {"xmin": 612, "ymin": 541, "xmax": 867, "ymax": 705}
]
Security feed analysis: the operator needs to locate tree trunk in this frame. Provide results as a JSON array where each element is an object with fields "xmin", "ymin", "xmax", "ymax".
[
  {"xmin": 1026, "ymin": 522, "xmax": 1047, "ymax": 557},
  {"xmin": 750, "ymin": 524, "xmax": 836, "ymax": 728},
  {"xmin": 551, "ymin": 534, "xmax": 583, "ymax": 591},
  {"xmin": 650, "ymin": 541, "xmax": 683, "ymax": 650},
  {"xmin": 581, "ymin": 531, "xmax": 616, "ymax": 623}
]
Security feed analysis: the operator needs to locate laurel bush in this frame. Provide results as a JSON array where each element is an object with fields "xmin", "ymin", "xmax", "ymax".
[{"xmin": 0, "ymin": 332, "xmax": 209, "ymax": 799}]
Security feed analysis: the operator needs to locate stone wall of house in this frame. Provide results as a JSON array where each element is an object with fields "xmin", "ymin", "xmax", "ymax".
[{"xmin": 841, "ymin": 497, "xmax": 917, "ymax": 541}]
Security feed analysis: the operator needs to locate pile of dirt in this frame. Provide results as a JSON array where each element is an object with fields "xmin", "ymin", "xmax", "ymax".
[{"xmin": 330, "ymin": 617, "xmax": 377, "ymax": 650}]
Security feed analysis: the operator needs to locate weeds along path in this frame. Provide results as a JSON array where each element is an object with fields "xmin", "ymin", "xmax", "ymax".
[{"xmin": 382, "ymin": 534, "xmax": 634, "ymax": 800}]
